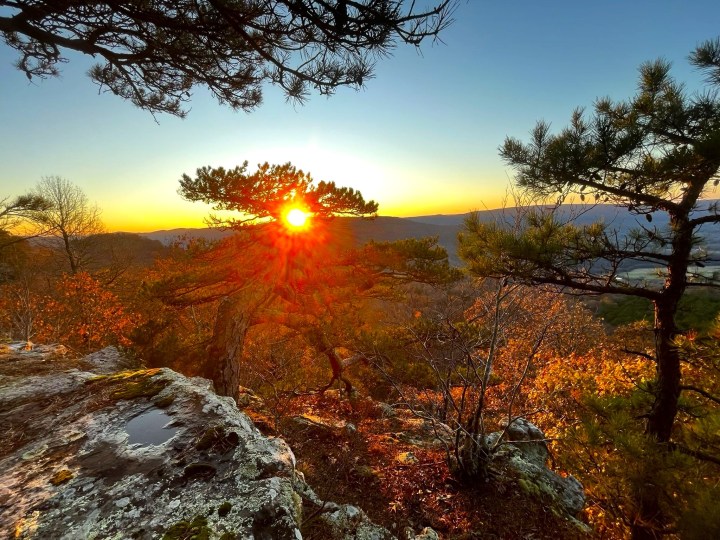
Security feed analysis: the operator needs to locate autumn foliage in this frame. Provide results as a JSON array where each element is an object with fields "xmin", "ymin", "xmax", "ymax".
[
  {"xmin": 33, "ymin": 272, "xmax": 135, "ymax": 352},
  {"xmin": 2, "ymin": 164, "xmax": 719, "ymax": 539}
]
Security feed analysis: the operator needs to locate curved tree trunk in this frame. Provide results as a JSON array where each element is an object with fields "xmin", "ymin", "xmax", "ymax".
[
  {"xmin": 306, "ymin": 328, "xmax": 354, "ymax": 394},
  {"xmin": 646, "ymin": 210, "xmax": 692, "ymax": 443},
  {"xmin": 322, "ymin": 347, "xmax": 354, "ymax": 394},
  {"xmin": 205, "ymin": 295, "xmax": 250, "ymax": 403},
  {"xmin": 633, "ymin": 214, "xmax": 691, "ymax": 539}
]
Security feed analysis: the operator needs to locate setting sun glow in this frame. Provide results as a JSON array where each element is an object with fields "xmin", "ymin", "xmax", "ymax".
[{"xmin": 284, "ymin": 208, "xmax": 309, "ymax": 229}]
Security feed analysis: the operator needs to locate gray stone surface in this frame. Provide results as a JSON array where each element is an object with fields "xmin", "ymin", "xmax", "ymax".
[
  {"xmin": 413, "ymin": 527, "xmax": 440, "ymax": 540},
  {"xmin": 502, "ymin": 416, "xmax": 550, "ymax": 468},
  {"xmin": 1, "ymin": 344, "xmax": 585, "ymax": 538},
  {"xmin": 321, "ymin": 504, "xmax": 395, "ymax": 540},
  {"xmin": 83, "ymin": 346, "xmax": 139, "ymax": 374},
  {"xmin": 2, "ymin": 347, "xmax": 303, "ymax": 539},
  {"xmin": 1, "ymin": 346, "xmax": 414, "ymax": 540},
  {"xmin": 496, "ymin": 419, "xmax": 586, "ymax": 517}
]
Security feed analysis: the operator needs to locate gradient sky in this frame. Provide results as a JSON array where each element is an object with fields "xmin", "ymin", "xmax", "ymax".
[{"xmin": 1, "ymin": 1, "xmax": 719, "ymax": 232}]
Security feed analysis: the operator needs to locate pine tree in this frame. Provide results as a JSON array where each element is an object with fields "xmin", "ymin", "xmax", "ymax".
[
  {"xmin": 1, "ymin": 0, "xmax": 456, "ymax": 116},
  {"xmin": 459, "ymin": 38, "xmax": 720, "ymax": 538}
]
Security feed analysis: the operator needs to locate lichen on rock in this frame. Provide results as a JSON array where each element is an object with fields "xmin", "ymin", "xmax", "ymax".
[
  {"xmin": 1, "ymin": 346, "xmax": 303, "ymax": 539},
  {"xmin": 492, "ymin": 418, "xmax": 586, "ymax": 518}
]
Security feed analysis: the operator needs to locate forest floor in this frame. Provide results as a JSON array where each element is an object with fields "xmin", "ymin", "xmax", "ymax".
[{"xmin": 242, "ymin": 390, "xmax": 592, "ymax": 540}]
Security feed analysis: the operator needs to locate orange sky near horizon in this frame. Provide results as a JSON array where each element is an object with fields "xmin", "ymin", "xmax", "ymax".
[
  {"xmin": 101, "ymin": 185, "xmax": 509, "ymax": 233},
  {"xmin": 96, "ymin": 145, "xmax": 510, "ymax": 233}
]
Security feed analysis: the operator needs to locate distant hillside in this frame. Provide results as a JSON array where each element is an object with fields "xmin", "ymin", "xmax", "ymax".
[
  {"xmin": 408, "ymin": 201, "xmax": 720, "ymax": 269},
  {"xmin": 139, "ymin": 217, "xmax": 462, "ymax": 265},
  {"xmin": 407, "ymin": 204, "xmax": 666, "ymax": 229},
  {"xmin": 138, "ymin": 201, "xmax": 719, "ymax": 269},
  {"xmin": 329, "ymin": 217, "xmax": 461, "ymax": 265},
  {"xmin": 409, "ymin": 200, "xmax": 719, "ymax": 228},
  {"xmin": 406, "ymin": 205, "xmax": 668, "ymax": 267},
  {"xmin": 86, "ymin": 232, "xmax": 168, "ymax": 268},
  {"xmin": 140, "ymin": 228, "xmax": 234, "ymax": 245},
  {"xmin": 27, "ymin": 232, "xmax": 168, "ymax": 270}
]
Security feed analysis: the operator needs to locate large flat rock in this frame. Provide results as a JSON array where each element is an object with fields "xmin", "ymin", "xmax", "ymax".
[{"xmin": 1, "ymin": 346, "xmax": 303, "ymax": 539}]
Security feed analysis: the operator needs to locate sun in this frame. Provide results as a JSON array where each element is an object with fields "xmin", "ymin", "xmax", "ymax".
[{"xmin": 283, "ymin": 207, "xmax": 309, "ymax": 229}]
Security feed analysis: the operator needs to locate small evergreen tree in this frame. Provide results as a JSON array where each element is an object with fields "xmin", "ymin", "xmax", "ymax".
[{"xmin": 459, "ymin": 38, "xmax": 720, "ymax": 537}]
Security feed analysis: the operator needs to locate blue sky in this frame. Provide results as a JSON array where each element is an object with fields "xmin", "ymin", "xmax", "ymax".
[{"xmin": 1, "ymin": 1, "xmax": 719, "ymax": 231}]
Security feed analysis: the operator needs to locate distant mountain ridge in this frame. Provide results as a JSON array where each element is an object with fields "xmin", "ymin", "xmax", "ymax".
[
  {"xmin": 405, "ymin": 201, "xmax": 720, "ymax": 268},
  {"xmin": 139, "ymin": 217, "xmax": 462, "ymax": 264},
  {"xmin": 408, "ymin": 199, "xmax": 720, "ymax": 227},
  {"xmin": 407, "ymin": 204, "xmax": 655, "ymax": 228},
  {"xmin": 138, "ymin": 201, "xmax": 720, "ymax": 268},
  {"xmin": 138, "ymin": 227, "xmax": 233, "ymax": 245}
]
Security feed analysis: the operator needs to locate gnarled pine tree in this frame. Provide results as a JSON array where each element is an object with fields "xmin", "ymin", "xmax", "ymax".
[
  {"xmin": 176, "ymin": 161, "xmax": 378, "ymax": 400},
  {"xmin": 166, "ymin": 162, "xmax": 459, "ymax": 401},
  {"xmin": 459, "ymin": 39, "xmax": 720, "ymax": 537}
]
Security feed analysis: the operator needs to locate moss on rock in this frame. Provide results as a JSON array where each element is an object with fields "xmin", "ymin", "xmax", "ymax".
[
  {"xmin": 217, "ymin": 501, "xmax": 232, "ymax": 517},
  {"xmin": 162, "ymin": 515, "xmax": 211, "ymax": 540},
  {"xmin": 50, "ymin": 469, "xmax": 73, "ymax": 486},
  {"xmin": 85, "ymin": 369, "xmax": 168, "ymax": 398},
  {"xmin": 111, "ymin": 373, "xmax": 167, "ymax": 400}
]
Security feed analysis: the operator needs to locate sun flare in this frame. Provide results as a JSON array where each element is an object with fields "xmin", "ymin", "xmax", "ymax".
[{"xmin": 284, "ymin": 207, "xmax": 309, "ymax": 229}]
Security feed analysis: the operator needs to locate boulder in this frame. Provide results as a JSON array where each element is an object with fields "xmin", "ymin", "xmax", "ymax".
[
  {"xmin": 377, "ymin": 402, "xmax": 397, "ymax": 418},
  {"xmin": 493, "ymin": 419, "xmax": 586, "ymax": 517},
  {"xmin": 501, "ymin": 416, "xmax": 549, "ymax": 468},
  {"xmin": 452, "ymin": 418, "xmax": 585, "ymax": 519},
  {"xmin": 395, "ymin": 451, "xmax": 419, "ymax": 465},
  {"xmin": 235, "ymin": 385, "xmax": 266, "ymax": 409},
  {"xmin": 388, "ymin": 409, "xmax": 454, "ymax": 449},
  {"xmin": 291, "ymin": 413, "xmax": 355, "ymax": 438},
  {"xmin": 2, "ymin": 347, "xmax": 303, "ymax": 538},
  {"xmin": 83, "ymin": 346, "xmax": 138, "ymax": 374},
  {"xmin": 405, "ymin": 527, "xmax": 440, "ymax": 540},
  {"xmin": 321, "ymin": 504, "xmax": 395, "ymax": 540}
]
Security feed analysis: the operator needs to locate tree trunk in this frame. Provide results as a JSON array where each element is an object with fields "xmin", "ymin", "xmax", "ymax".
[
  {"xmin": 629, "ymin": 300, "xmax": 682, "ymax": 539},
  {"xmin": 646, "ymin": 207, "xmax": 692, "ymax": 443},
  {"xmin": 631, "ymin": 490, "xmax": 662, "ymax": 540},
  {"xmin": 62, "ymin": 232, "xmax": 78, "ymax": 274},
  {"xmin": 647, "ymin": 300, "xmax": 682, "ymax": 442},
  {"xmin": 205, "ymin": 295, "xmax": 249, "ymax": 403},
  {"xmin": 632, "ymin": 214, "xmax": 691, "ymax": 539},
  {"xmin": 452, "ymin": 433, "xmax": 491, "ymax": 482},
  {"xmin": 324, "ymin": 348, "xmax": 354, "ymax": 394}
]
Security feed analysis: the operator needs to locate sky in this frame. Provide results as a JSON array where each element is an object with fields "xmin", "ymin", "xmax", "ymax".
[{"xmin": 1, "ymin": 1, "xmax": 719, "ymax": 232}]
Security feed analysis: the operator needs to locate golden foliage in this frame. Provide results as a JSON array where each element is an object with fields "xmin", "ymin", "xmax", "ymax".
[{"xmin": 33, "ymin": 272, "xmax": 135, "ymax": 352}]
